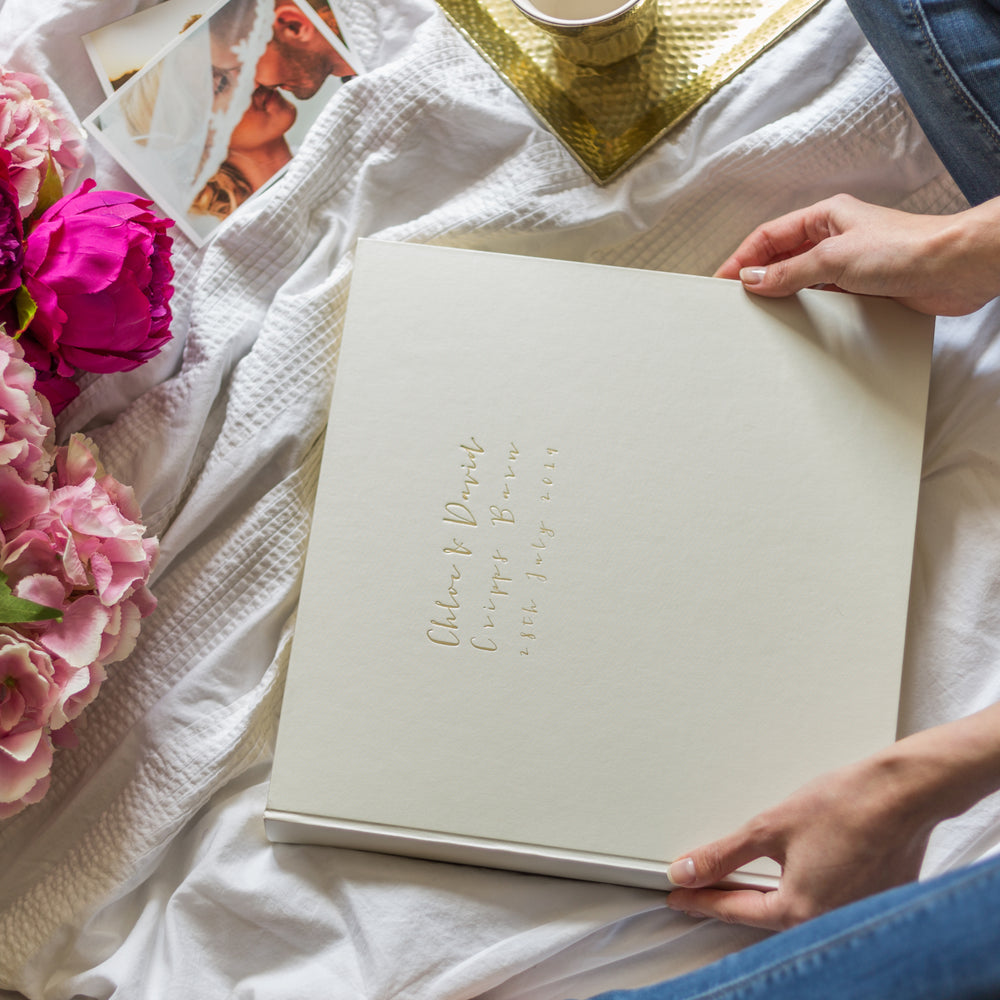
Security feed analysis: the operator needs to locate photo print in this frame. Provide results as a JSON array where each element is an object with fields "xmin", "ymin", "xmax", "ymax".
[
  {"xmin": 83, "ymin": 0, "xmax": 209, "ymax": 97},
  {"xmin": 84, "ymin": 0, "xmax": 360, "ymax": 244}
]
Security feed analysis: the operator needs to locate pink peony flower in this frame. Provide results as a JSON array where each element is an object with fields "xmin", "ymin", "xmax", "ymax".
[
  {"xmin": 17, "ymin": 182, "xmax": 174, "ymax": 411},
  {"xmin": 0, "ymin": 333, "xmax": 54, "ymax": 485},
  {"xmin": 0, "ymin": 151, "xmax": 24, "ymax": 311},
  {"xmin": 0, "ymin": 627, "xmax": 61, "ymax": 818},
  {"xmin": 0, "ymin": 67, "xmax": 85, "ymax": 219}
]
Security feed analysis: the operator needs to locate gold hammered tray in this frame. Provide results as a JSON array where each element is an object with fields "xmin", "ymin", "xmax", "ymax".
[{"xmin": 435, "ymin": 0, "xmax": 826, "ymax": 183}]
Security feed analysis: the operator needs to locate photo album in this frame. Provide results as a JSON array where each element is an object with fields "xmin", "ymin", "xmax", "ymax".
[
  {"xmin": 82, "ymin": 0, "xmax": 363, "ymax": 244},
  {"xmin": 265, "ymin": 240, "xmax": 934, "ymax": 890}
]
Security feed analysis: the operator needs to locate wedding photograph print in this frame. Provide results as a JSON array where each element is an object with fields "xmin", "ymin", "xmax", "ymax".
[
  {"xmin": 83, "ymin": 0, "xmax": 212, "ymax": 97},
  {"xmin": 84, "ymin": 0, "xmax": 360, "ymax": 245}
]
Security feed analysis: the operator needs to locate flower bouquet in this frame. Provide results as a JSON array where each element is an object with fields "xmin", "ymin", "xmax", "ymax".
[{"xmin": 0, "ymin": 67, "xmax": 169, "ymax": 817}]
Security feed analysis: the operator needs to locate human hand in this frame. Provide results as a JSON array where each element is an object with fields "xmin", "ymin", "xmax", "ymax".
[
  {"xmin": 714, "ymin": 193, "xmax": 1000, "ymax": 316},
  {"xmin": 664, "ymin": 703, "xmax": 1000, "ymax": 930},
  {"xmin": 663, "ymin": 753, "xmax": 933, "ymax": 931}
]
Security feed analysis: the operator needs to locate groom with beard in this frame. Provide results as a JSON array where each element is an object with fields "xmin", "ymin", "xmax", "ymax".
[{"xmin": 255, "ymin": 0, "xmax": 356, "ymax": 101}]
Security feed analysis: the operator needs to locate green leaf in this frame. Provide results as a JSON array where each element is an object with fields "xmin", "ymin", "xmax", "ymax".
[
  {"xmin": 13, "ymin": 284, "xmax": 36, "ymax": 337},
  {"xmin": 0, "ymin": 573, "xmax": 62, "ymax": 624},
  {"xmin": 31, "ymin": 155, "xmax": 64, "ymax": 219}
]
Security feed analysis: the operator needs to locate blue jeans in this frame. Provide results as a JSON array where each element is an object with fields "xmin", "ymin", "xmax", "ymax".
[
  {"xmin": 583, "ymin": 854, "xmax": 1000, "ymax": 999},
  {"xmin": 846, "ymin": 0, "xmax": 1000, "ymax": 204}
]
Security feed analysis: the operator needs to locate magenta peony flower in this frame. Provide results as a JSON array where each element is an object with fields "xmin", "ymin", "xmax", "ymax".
[
  {"xmin": 1, "ymin": 67, "xmax": 85, "ymax": 219},
  {"xmin": 29, "ymin": 369, "xmax": 79, "ymax": 414},
  {"xmin": 0, "ymin": 151, "xmax": 24, "ymax": 312},
  {"xmin": 17, "ymin": 182, "xmax": 174, "ymax": 407}
]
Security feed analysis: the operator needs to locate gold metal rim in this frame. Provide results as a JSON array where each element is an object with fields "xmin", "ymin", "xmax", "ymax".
[{"xmin": 435, "ymin": 0, "xmax": 827, "ymax": 183}]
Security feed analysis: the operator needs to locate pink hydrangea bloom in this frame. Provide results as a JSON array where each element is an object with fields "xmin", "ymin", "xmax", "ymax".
[
  {"xmin": 0, "ymin": 67, "xmax": 85, "ymax": 219},
  {"xmin": 2, "ymin": 434, "xmax": 158, "ymax": 690},
  {"xmin": 0, "ymin": 627, "xmax": 61, "ymax": 819},
  {"xmin": 0, "ymin": 465, "xmax": 50, "ymax": 533},
  {"xmin": 0, "ymin": 333, "xmax": 54, "ymax": 485},
  {"xmin": 0, "ymin": 403, "xmax": 158, "ymax": 817}
]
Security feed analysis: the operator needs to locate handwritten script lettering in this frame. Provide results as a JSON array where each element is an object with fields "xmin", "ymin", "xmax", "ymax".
[
  {"xmin": 426, "ymin": 440, "xmax": 559, "ymax": 654},
  {"xmin": 426, "ymin": 564, "xmax": 463, "ymax": 646}
]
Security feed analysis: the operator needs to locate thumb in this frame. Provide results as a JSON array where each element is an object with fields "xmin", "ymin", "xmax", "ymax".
[
  {"xmin": 668, "ymin": 827, "xmax": 778, "ymax": 889},
  {"xmin": 738, "ymin": 247, "xmax": 842, "ymax": 298}
]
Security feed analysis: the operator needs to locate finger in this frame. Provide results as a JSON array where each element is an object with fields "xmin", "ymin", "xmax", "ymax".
[
  {"xmin": 737, "ymin": 244, "xmax": 848, "ymax": 298},
  {"xmin": 714, "ymin": 204, "xmax": 837, "ymax": 279},
  {"xmin": 715, "ymin": 243, "xmax": 816, "ymax": 282},
  {"xmin": 665, "ymin": 887, "xmax": 784, "ymax": 930},
  {"xmin": 669, "ymin": 826, "xmax": 780, "ymax": 889},
  {"xmin": 714, "ymin": 241, "xmax": 816, "ymax": 282},
  {"xmin": 714, "ymin": 253, "xmax": 747, "ymax": 280}
]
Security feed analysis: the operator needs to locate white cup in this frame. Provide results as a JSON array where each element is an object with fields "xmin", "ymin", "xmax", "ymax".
[{"xmin": 509, "ymin": 0, "xmax": 658, "ymax": 67}]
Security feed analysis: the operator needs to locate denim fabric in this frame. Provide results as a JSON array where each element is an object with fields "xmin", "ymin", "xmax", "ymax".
[
  {"xmin": 846, "ymin": 0, "xmax": 1000, "ymax": 204},
  {"xmin": 583, "ymin": 854, "xmax": 1000, "ymax": 1000}
]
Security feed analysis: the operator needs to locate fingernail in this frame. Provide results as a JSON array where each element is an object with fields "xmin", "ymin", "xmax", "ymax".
[
  {"xmin": 668, "ymin": 857, "xmax": 697, "ymax": 886},
  {"xmin": 740, "ymin": 266, "xmax": 767, "ymax": 286}
]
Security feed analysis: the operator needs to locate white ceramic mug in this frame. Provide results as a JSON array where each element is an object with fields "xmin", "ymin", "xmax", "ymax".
[{"xmin": 509, "ymin": 0, "xmax": 657, "ymax": 67}]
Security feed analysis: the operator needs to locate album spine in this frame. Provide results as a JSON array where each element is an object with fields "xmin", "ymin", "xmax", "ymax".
[{"xmin": 262, "ymin": 809, "xmax": 779, "ymax": 891}]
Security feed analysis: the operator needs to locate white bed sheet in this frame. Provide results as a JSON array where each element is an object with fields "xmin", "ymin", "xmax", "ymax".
[{"xmin": 3, "ymin": 0, "xmax": 1000, "ymax": 996}]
